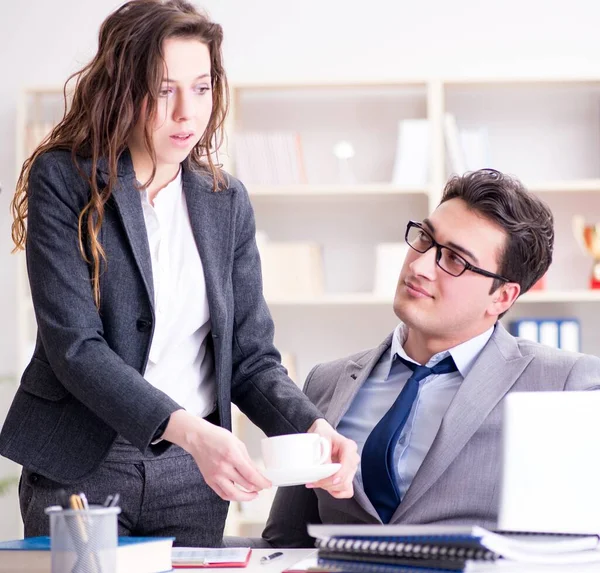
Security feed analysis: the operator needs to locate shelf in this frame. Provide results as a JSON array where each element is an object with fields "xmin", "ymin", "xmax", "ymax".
[
  {"xmin": 247, "ymin": 180, "xmax": 600, "ymax": 197},
  {"xmin": 527, "ymin": 180, "xmax": 600, "ymax": 193},
  {"xmin": 233, "ymin": 79, "xmax": 428, "ymax": 90},
  {"xmin": 266, "ymin": 290, "xmax": 600, "ymax": 306},
  {"xmin": 248, "ymin": 183, "xmax": 429, "ymax": 197},
  {"xmin": 519, "ymin": 290, "xmax": 600, "ymax": 303},
  {"xmin": 443, "ymin": 76, "xmax": 600, "ymax": 87},
  {"xmin": 267, "ymin": 293, "xmax": 390, "ymax": 306}
]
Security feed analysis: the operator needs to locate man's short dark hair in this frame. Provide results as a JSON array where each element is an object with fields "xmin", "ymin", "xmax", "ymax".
[{"xmin": 440, "ymin": 169, "xmax": 554, "ymax": 296}]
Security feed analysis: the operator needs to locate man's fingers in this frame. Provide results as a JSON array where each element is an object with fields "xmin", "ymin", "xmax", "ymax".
[
  {"xmin": 308, "ymin": 476, "xmax": 354, "ymax": 497},
  {"xmin": 328, "ymin": 486, "xmax": 354, "ymax": 499},
  {"xmin": 309, "ymin": 467, "xmax": 351, "ymax": 488}
]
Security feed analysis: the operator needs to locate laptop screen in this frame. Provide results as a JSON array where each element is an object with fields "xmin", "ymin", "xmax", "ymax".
[{"xmin": 498, "ymin": 391, "xmax": 600, "ymax": 534}]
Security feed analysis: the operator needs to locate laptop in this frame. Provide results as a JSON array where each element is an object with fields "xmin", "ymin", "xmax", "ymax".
[{"xmin": 498, "ymin": 391, "xmax": 600, "ymax": 534}]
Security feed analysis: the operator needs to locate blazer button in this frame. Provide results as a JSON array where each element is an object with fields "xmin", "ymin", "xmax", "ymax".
[{"xmin": 136, "ymin": 318, "xmax": 152, "ymax": 332}]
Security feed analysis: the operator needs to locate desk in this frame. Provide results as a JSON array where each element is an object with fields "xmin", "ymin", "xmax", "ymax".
[
  {"xmin": 177, "ymin": 549, "xmax": 600, "ymax": 573},
  {"xmin": 180, "ymin": 549, "xmax": 316, "ymax": 573}
]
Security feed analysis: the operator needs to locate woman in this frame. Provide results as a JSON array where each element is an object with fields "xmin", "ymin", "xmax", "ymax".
[{"xmin": 1, "ymin": 0, "xmax": 358, "ymax": 546}]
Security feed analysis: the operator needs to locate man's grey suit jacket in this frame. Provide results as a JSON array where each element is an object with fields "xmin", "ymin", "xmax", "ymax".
[
  {"xmin": 0, "ymin": 149, "xmax": 321, "ymax": 484},
  {"xmin": 263, "ymin": 323, "xmax": 600, "ymax": 547}
]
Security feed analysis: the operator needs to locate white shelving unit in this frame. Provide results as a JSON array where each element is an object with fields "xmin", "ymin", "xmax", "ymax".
[
  {"xmin": 12, "ymin": 77, "xmax": 600, "ymax": 537},
  {"xmin": 226, "ymin": 76, "xmax": 600, "ymax": 535}
]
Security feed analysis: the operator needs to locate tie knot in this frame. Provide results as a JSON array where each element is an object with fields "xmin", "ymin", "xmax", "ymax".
[{"xmin": 397, "ymin": 354, "xmax": 457, "ymax": 383}]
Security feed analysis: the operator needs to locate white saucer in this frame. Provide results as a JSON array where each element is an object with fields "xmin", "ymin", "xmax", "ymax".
[{"xmin": 263, "ymin": 463, "xmax": 341, "ymax": 487}]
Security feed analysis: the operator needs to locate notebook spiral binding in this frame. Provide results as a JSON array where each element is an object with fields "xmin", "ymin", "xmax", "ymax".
[{"xmin": 316, "ymin": 537, "xmax": 497, "ymax": 562}]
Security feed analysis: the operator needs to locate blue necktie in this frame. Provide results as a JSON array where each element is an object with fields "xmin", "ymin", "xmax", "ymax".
[{"xmin": 361, "ymin": 354, "xmax": 458, "ymax": 523}]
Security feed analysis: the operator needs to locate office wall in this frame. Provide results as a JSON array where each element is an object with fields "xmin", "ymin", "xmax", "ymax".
[{"xmin": 1, "ymin": 0, "xmax": 600, "ymax": 539}]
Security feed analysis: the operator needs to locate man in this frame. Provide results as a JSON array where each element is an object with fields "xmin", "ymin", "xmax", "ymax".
[{"xmin": 262, "ymin": 168, "xmax": 600, "ymax": 547}]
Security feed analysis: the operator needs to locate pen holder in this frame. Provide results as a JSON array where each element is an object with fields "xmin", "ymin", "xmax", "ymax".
[{"xmin": 45, "ymin": 505, "xmax": 121, "ymax": 573}]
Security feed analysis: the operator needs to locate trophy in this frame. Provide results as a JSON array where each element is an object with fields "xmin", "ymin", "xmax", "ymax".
[
  {"xmin": 573, "ymin": 216, "xmax": 600, "ymax": 289},
  {"xmin": 332, "ymin": 140, "xmax": 356, "ymax": 185}
]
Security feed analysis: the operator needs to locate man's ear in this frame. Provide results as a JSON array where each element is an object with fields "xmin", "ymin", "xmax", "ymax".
[{"xmin": 488, "ymin": 282, "xmax": 521, "ymax": 318}]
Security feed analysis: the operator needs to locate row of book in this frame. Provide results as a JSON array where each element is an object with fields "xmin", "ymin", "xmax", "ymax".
[
  {"xmin": 234, "ymin": 131, "xmax": 307, "ymax": 185},
  {"xmin": 234, "ymin": 114, "xmax": 489, "ymax": 188},
  {"xmin": 509, "ymin": 319, "xmax": 580, "ymax": 352}
]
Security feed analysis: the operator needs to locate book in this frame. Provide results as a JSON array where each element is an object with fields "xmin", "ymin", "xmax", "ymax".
[
  {"xmin": 0, "ymin": 536, "xmax": 174, "ymax": 573},
  {"xmin": 459, "ymin": 126, "xmax": 491, "ymax": 171},
  {"xmin": 443, "ymin": 113, "xmax": 466, "ymax": 175},
  {"xmin": 308, "ymin": 524, "xmax": 600, "ymax": 570},
  {"xmin": 172, "ymin": 547, "xmax": 252, "ymax": 568},
  {"xmin": 373, "ymin": 243, "xmax": 409, "ymax": 297},
  {"xmin": 391, "ymin": 119, "xmax": 430, "ymax": 185}
]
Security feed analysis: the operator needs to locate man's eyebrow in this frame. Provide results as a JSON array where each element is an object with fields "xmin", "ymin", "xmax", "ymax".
[
  {"xmin": 161, "ymin": 73, "xmax": 211, "ymax": 82},
  {"xmin": 422, "ymin": 218, "xmax": 479, "ymax": 264}
]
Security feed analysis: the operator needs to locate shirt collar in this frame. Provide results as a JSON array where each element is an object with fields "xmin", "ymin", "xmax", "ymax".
[
  {"xmin": 388, "ymin": 323, "xmax": 495, "ymax": 379},
  {"xmin": 152, "ymin": 167, "xmax": 182, "ymax": 205}
]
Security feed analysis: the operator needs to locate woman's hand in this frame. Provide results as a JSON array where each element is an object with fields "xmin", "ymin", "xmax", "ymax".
[
  {"xmin": 306, "ymin": 418, "xmax": 360, "ymax": 499},
  {"xmin": 162, "ymin": 409, "xmax": 271, "ymax": 501}
]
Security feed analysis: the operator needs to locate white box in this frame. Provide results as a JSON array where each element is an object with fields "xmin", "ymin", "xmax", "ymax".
[{"xmin": 258, "ymin": 242, "xmax": 324, "ymax": 299}]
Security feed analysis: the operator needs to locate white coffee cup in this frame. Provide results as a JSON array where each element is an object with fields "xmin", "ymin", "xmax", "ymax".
[{"xmin": 261, "ymin": 433, "xmax": 331, "ymax": 470}]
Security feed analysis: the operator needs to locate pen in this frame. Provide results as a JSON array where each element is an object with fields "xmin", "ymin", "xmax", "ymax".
[
  {"xmin": 103, "ymin": 492, "xmax": 121, "ymax": 508},
  {"xmin": 260, "ymin": 552, "xmax": 284, "ymax": 564},
  {"xmin": 79, "ymin": 492, "xmax": 90, "ymax": 511}
]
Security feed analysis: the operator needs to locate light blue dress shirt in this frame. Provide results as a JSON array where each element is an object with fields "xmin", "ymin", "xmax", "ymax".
[{"xmin": 337, "ymin": 324, "xmax": 494, "ymax": 499}]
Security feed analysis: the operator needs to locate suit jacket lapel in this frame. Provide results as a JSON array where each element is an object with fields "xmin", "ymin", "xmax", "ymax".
[
  {"xmin": 391, "ymin": 323, "xmax": 534, "ymax": 522},
  {"xmin": 181, "ymin": 165, "xmax": 232, "ymax": 330},
  {"xmin": 328, "ymin": 335, "xmax": 393, "ymax": 428},
  {"xmin": 108, "ymin": 151, "xmax": 155, "ymax": 308},
  {"xmin": 326, "ymin": 335, "xmax": 393, "ymax": 523}
]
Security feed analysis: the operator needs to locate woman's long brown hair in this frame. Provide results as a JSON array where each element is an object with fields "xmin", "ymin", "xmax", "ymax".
[{"xmin": 11, "ymin": 0, "xmax": 229, "ymax": 307}]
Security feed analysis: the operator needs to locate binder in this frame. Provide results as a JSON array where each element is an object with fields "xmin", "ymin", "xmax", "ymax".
[
  {"xmin": 308, "ymin": 524, "xmax": 600, "ymax": 571},
  {"xmin": 508, "ymin": 319, "xmax": 581, "ymax": 352},
  {"xmin": 316, "ymin": 536, "xmax": 495, "ymax": 572}
]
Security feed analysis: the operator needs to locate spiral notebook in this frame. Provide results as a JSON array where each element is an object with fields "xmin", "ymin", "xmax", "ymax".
[{"xmin": 307, "ymin": 524, "xmax": 600, "ymax": 571}]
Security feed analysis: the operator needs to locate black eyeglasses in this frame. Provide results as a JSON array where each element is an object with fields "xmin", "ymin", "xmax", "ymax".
[{"xmin": 405, "ymin": 221, "xmax": 511, "ymax": 282}]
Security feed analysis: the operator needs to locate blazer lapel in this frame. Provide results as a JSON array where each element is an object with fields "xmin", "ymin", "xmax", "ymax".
[
  {"xmin": 391, "ymin": 323, "xmax": 534, "ymax": 522},
  {"xmin": 108, "ymin": 151, "xmax": 155, "ymax": 308},
  {"xmin": 181, "ymin": 165, "xmax": 232, "ymax": 331},
  {"xmin": 327, "ymin": 335, "xmax": 393, "ymax": 428},
  {"xmin": 326, "ymin": 335, "xmax": 393, "ymax": 523}
]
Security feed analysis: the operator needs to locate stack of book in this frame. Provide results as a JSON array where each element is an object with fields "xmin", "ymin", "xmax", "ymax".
[
  {"xmin": 306, "ymin": 524, "xmax": 600, "ymax": 572},
  {"xmin": 0, "ymin": 536, "xmax": 174, "ymax": 573},
  {"xmin": 234, "ymin": 131, "xmax": 307, "ymax": 185}
]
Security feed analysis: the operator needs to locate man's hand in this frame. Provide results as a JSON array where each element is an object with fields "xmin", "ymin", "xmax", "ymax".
[
  {"xmin": 306, "ymin": 418, "xmax": 359, "ymax": 498},
  {"xmin": 162, "ymin": 409, "xmax": 271, "ymax": 501}
]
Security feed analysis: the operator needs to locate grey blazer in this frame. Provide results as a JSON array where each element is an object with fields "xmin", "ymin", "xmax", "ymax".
[
  {"xmin": 263, "ymin": 324, "xmax": 600, "ymax": 547},
  {"xmin": 0, "ymin": 149, "xmax": 321, "ymax": 483}
]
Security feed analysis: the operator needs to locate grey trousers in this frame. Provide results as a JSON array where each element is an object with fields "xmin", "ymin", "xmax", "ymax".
[{"xmin": 19, "ymin": 442, "xmax": 228, "ymax": 547}]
